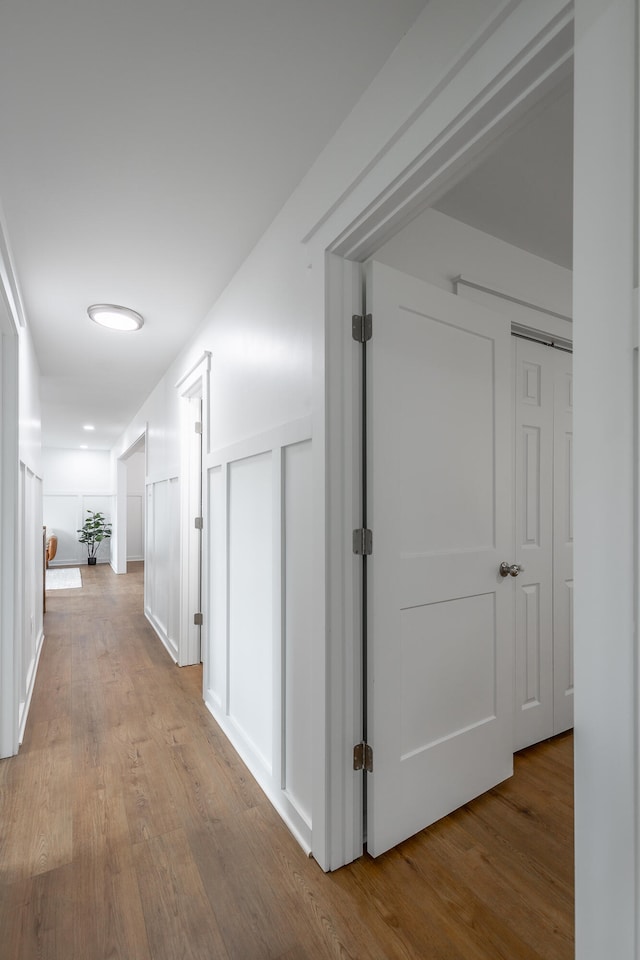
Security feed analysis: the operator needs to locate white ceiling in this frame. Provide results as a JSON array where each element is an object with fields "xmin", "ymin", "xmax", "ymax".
[
  {"xmin": 0, "ymin": 4, "xmax": 574, "ymax": 452},
  {"xmin": 434, "ymin": 82, "xmax": 574, "ymax": 271},
  {"xmin": 0, "ymin": 0, "xmax": 428, "ymax": 449}
]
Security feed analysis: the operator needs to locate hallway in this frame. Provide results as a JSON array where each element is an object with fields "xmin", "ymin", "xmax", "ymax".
[{"xmin": 0, "ymin": 564, "xmax": 573, "ymax": 959}]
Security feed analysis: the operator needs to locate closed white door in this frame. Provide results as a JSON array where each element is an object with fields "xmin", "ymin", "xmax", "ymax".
[
  {"xmin": 513, "ymin": 337, "xmax": 555, "ymax": 750},
  {"xmin": 366, "ymin": 261, "xmax": 515, "ymax": 858},
  {"xmin": 513, "ymin": 338, "xmax": 573, "ymax": 749},
  {"xmin": 553, "ymin": 348, "xmax": 573, "ymax": 734}
]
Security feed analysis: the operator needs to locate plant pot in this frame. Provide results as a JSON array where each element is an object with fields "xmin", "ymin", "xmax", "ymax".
[{"xmin": 88, "ymin": 557, "xmax": 97, "ymax": 565}]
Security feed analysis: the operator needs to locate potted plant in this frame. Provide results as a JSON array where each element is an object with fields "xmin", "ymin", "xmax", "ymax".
[{"xmin": 77, "ymin": 510, "xmax": 112, "ymax": 565}]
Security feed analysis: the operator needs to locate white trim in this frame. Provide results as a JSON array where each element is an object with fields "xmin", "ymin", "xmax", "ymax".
[
  {"xmin": 0, "ymin": 208, "xmax": 26, "ymax": 331},
  {"xmin": 44, "ymin": 488, "xmax": 113, "ymax": 497},
  {"xmin": 145, "ymin": 606, "xmax": 179, "ymax": 662},
  {"xmin": 207, "ymin": 416, "xmax": 312, "ymax": 469},
  {"xmin": 174, "ymin": 350, "xmax": 212, "ymax": 391},
  {"xmin": 272, "ymin": 445, "xmax": 284, "ymax": 794},
  {"xmin": 0, "ymin": 329, "xmax": 19, "ymax": 758},
  {"xmin": 203, "ymin": 699, "xmax": 312, "ymax": 855},
  {"xmin": 320, "ymin": 254, "xmax": 363, "ymax": 870},
  {"xmin": 177, "ymin": 353, "xmax": 210, "ymax": 667},
  {"xmin": 18, "ymin": 626, "xmax": 44, "ymax": 744},
  {"xmin": 145, "ymin": 471, "xmax": 179, "ymax": 486}
]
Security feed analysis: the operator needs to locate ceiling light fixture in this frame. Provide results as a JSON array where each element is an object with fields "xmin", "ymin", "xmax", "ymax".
[
  {"xmin": 87, "ymin": 303, "xmax": 144, "ymax": 332},
  {"xmin": 83, "ymin": 424, "xmax": 95, "ymax": 431},
  {"xmin": 80, "ymin": 444, "xmax": 88, "ymax": 450}
]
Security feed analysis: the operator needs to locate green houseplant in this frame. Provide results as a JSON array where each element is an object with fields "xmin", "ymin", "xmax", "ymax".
[{"xmin": 77, "ymin": 510, "xmax": 112, "ymax": 565}]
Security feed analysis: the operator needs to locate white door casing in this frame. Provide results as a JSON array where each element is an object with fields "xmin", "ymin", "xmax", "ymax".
[
  {"xmin": 366, "ymin": 261, "xmax": 514, "ymax": 857},
  {"xmin": 176, "ymin": 352, "xmax": 210, "ymax": 668}
]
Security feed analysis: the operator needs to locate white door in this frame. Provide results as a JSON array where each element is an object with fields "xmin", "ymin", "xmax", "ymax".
[
  {"xmin": 553, "ymin": 348, "xmax": 573, "ymax": 734},
  {"xmin": 513, "ymin": 337, "xmax": 555, "ymax": 750},
  {"xmin": 513, "ymin": 338, "xmax": 574, "ymax": 749},
  {"xmin": 366, "ymin": 261, "xmax": 515, "ymax": 857}
]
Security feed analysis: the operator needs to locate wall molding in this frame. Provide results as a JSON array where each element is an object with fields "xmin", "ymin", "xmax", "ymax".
[
  {"xmin": 145, "ymin": 607, "xmax": 178, "ymax": 663},
  {"xmin": 203, "ymin": 422, "xmax": 314, "ymax": 855},
  {"xmin": 207, "ymin": 416, "xmax": 312, "ymax": 469},
  {"xmin": 18, "ymin": 627, "xmax": 44, "ymax": 743}
]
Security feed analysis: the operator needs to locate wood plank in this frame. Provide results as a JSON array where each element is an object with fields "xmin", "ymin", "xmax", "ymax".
[
  {"xmin": 133, "ymin": 827, "xmax": 230, "ymax": 960},
  {"xmin": 0, "ymin": 746, "xmax": 73, "ymax": 883}
]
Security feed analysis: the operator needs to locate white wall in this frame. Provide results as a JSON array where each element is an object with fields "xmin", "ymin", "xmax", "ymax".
[
  {"xmin": 18, "ymin": 322, "xmax": 42, "ymax": 478},
  {"xmin": 43, "ymin": 448, "xmax": 112, "ymax": 566},
  {"xmin": 374, "ymin": 208, "xmax": 572, "ymax": 318}
]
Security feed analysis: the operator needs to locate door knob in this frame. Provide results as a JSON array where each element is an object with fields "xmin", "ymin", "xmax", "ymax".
[{"xmin": 499, "ymin": 561, "xmax": 524, "ymax": 578}]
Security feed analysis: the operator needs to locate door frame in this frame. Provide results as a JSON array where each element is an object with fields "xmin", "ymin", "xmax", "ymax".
[
  {"xmin": 313, "ymin": 1, "xmax": 575, "ymax": 871},
  {"xmin": 175, "ymin": 352, "xmax": 211, "ymax": 668},
  {"xmin": 0, "ymin": 322, "xmax": 19, "ymax": 759},
  {"xmin": 114, "ymin": 431, "xmax": 147, "ymax": 575}
]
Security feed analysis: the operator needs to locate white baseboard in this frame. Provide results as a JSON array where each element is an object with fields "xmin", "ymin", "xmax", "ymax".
[
  {"xmin": 18, "ymin": 627, "xmax": 45, "ymax": 744},
  {"xmin": 204, "ymin": 690, "xmax": 312, "ymax": 856},
  {"xmin": 144, "ymin": 607, "xmax": 178, "ymax": 662}
]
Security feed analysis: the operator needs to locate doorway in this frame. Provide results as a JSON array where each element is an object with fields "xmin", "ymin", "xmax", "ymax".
[
  {"xmin": 117, "ymin": 432, "xmax": 147, "ymax": 577},
  {"xmin": 349, "ymin": 77, "xmax": 574, "ymax": 853},
  {"xmin": 176, "ymin": 351, "xmax": 210, "ymax": 669}
]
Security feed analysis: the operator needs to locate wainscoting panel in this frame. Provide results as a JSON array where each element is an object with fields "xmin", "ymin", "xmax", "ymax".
[
  {"xmin": 206, "ymin": 465, "xmax": 226, "ymax": 711},
  {"xmin": 283, "ymin": 439, "xmax": 313, "ymax": 828},
  {"xmin": 203, "ymin": 417, "xmax": 313, "ymax": 852},
  {"xmin": 228, "ymin": 451, "xmax": 273, "ymax": 772}
]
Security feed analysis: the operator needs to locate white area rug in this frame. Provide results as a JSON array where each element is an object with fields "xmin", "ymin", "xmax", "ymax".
[{"xmin": 46, "ymin": 567, "xmax": 82, "ymax": 590}]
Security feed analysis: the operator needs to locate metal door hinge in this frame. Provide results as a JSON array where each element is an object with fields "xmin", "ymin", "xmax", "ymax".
[
  {"xmin": 353, "ymin": 528, "xmax": 373, "ymax": 556},
  {"xmin": 194, "ymin": 421, "xmax": 203, "ymax": 434},
  {"xmin": 194, "ymin": 612, "xmax": 203, "ymax": 626},
  {"xmin": 194, "ymin": 516, "xmax": 203, "ymax": 530},
  {"xmin": 353, "ymin": 741, "xmax": 373, "ymax": 773},
  {"xmin": 352, "ymin": 313, "xmax": 372, "ymax": 343}
]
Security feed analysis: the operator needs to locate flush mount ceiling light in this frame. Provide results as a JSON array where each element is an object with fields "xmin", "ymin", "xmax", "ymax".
[{"xmin": 87, "ymin": 303, "xmax": 144, "ymax": 332}]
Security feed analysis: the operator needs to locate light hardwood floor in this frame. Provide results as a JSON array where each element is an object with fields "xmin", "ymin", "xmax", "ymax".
[{"xmin": 0, "ymin": 563, "xmax": 574, "ymax": 959}]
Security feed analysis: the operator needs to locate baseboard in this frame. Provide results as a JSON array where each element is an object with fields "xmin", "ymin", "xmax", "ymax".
[
  {"xmin": 49, "ymin": 558, "xmax": 110, "ymax": 567},
  {"xmin": 144, "ymin": 607, "xmax": 178, "ymax": 663},
  {"xmin": 18, "ymin": 627, "xmax": 45, "ymax": 744},
  {"xmin": 204, "ymin": 692, "xmax": 312, "ymax": 856}
]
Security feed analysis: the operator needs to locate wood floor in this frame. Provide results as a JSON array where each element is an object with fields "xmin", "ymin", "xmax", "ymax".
[{"xmin": 0, "ymin": 563, "xmax": 574, "ymax": 959}]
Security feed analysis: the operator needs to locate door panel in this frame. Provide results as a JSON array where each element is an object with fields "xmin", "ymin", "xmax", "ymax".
[
  {"xmin": 553, "ymin": 349, "xmax": 574, "ymax": 733},
  {"xmin": 513, "ymin": 338, "xmax": 554, "ymax": 750},
  {"xmin": 366, "ymin": 262, "xmax": 514, "ymax": 858}
]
